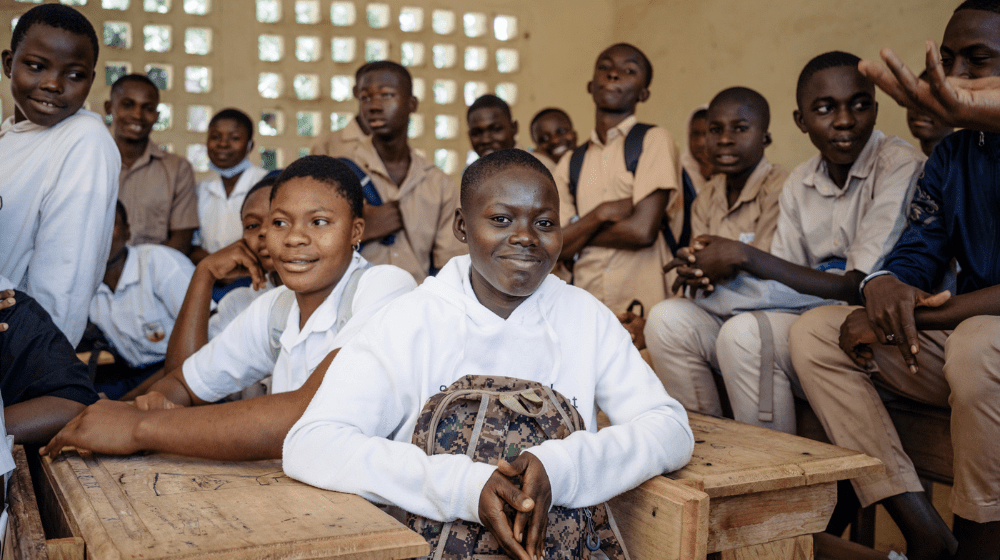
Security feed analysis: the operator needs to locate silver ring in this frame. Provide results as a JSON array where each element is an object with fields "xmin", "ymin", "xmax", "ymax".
[{"xmin": 885, "ymin": 334, "xmax": 896, "ymax": 343}]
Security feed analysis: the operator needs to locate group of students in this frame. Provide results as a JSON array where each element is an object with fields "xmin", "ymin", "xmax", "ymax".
[{"xmin": 1, "ymin": 1, "xmax": 1000, "ymax": 559}]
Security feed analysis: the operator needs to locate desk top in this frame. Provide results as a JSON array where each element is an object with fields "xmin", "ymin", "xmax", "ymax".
[
  {"xmin": 43, "ymin": 450, "xmax": 430, "ymax": 560},
  {"xmin": 666, "ymin": 413, "xmax": 883, "ymax": 499}
]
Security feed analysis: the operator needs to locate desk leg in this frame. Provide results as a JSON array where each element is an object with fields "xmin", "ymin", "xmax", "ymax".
[{"xmin": 718, "ymin": 535, "xmax": 813, "ymax": 560}]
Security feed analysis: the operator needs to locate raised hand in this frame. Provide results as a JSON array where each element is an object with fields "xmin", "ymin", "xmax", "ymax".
[{"xmin": 199, "ymin": 239, "xmax": 267, "ymax": 290}]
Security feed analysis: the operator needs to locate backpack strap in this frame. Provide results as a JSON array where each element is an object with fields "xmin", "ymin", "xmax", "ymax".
[
  {"xmin": 662, "ymin": 168, "xmax": 698, "ymax": 254},
  {"xmin": 335, "ymin": 262, "xmax": 373, "ymax": 331},
  {"xmin": 750, "ymin": 310, "xmax": 775, "ymax": 423},
  {"xmin": 567, "ymin": 142, "xmax": 589, "ymax": 200},
  {"xmin": 623, "ymin": 122, "xmax": 654, "ymax": 174},
  {"xmin": 268, "ymin": 290, "xmax": 297, "ymax": 361}
]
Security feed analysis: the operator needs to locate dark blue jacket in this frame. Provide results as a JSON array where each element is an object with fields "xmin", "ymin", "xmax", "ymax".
[{"xmin": 883, "ymin": 130, "xmax": 1000, "ymax": 295}]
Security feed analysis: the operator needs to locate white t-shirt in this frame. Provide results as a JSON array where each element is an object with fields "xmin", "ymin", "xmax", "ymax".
[
  {"xmin": 183, "ymin": 253, "xmax": 416, "ymax": 400},
  {"xmin": 194, "ymin": 165, "xmax": 269, "ymax": 254},
  {"xmin": 89, "ymin": 245, "xmax": 195, "ymax": 368},
  {"xmin": 0, "ymin": 110, "xmax": 120, "ymax": 346},
  {"xmin": 283, "ymin": 255, "xmax": 694, "ymax": 524}
]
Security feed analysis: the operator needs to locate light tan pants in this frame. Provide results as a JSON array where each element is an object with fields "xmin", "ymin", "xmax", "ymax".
[
  {"xmin": 790, "ymin": 305, "xmax": 1000, "ymax": 523},
  {"xmin": 644, "ymin": 298, "xmax": 802, "ymax": 433}
]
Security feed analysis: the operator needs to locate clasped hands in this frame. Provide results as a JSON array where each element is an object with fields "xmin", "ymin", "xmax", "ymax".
[
  {"xmin": 663, "ymin": 235, "xmax": 746, "ymax": 297},
  {"xmin": 479, "ymin": 452, "xmax": 552, "ymax": 560}
]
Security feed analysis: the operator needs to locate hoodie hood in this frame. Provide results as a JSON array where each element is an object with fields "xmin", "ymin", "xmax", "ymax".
[{"xmin": 421, "ymin": 255, "xmax": 564, "ymax": 384}]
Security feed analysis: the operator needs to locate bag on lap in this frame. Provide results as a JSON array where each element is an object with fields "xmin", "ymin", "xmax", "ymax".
[{"xmin": 407, "ymin": 375, "xmax": 630, "ymax": 560}]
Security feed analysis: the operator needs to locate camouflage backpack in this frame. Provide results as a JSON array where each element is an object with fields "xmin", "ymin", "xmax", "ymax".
[{"xmin": 407, "ymin": 375, "xmax": 631, "ymax": 560}]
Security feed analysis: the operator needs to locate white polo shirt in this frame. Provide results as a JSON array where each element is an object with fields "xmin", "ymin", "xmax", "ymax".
[
  {"xmin": 183, "ymin": 253, "xmax": 416, "ymax": 400},
  {"xmin": 207, "ymin": 276, "xmax": 278, "ymax": 340},
  {"xmin": 89, "ymin": 245, "xmax": 196, "ymax": 368},
  {"xmin": 0, "ymin": 110, "xmax": 120, "ymax": 346},
  {"xmin": 194, "ymin": 165, "xmax": 269, "ymax": 254}
]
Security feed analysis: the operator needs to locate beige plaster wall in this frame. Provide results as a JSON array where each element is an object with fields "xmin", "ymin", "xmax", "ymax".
[{"xmin": 606, "ymin": 0, "xmax": 957, "ymax": 169}]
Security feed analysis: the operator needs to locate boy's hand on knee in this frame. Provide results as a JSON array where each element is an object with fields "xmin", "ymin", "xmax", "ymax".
[
  {"xmin": 41, "ymin": 400, "xmax": 146, "ymax": 459},
  {"xmin": 0, "ymin": 290, "xmax": 15, "ymax": 332},
  {"xmin": 497, "ymin": 454, "xmax": 551, "ymax": 560},
  {"xmin": 199, "ymin": 240, "xmax": 267, "ymax": 290},
  {"xmin": 863, "ymin": 275, "xmax": 950, "ymax": 374},
  {"xmin": 479, "ymin": 466, "xmax": 536, "ymax": 560},
  {"xmin": 839, "ymin": 308, "xmax": 878, "ymax": 368},
  {"xmin": 134, "ymin": 390, "xmax": 183, "ymax": 411},
  {"xmin": 685, "ymin": 236, "xmax": 744, "ymax": 286},
  {"xmin": 617, "ymin": 311, "xmax": 647, "ymax": 350}
]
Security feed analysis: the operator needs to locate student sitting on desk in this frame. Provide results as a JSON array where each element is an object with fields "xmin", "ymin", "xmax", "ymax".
[
  {"xmin": 44, "ymin": 149, "xmax": 693, "ymax": 560},
  {"xmin": 658, "ymin": 52, "xmax": 924, "ymax": 435}
]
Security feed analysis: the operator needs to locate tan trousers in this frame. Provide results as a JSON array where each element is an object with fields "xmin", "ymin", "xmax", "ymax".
[
  {"xmin": 644, "ymin": 298, "xmax": 802, "ymax": 433},
  {"xmin": 790, "ymin": 305, "xmax": 1000, "ymax": 523}
]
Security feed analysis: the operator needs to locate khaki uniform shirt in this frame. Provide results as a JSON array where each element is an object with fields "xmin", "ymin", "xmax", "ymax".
[
  {"xmin": 118, "ymin": 140, "xmax": 198, "ymax": 246},
  {"xmin": 350, "ymin": 138, "xmax": 466, "ymax": 283},
  {"xmin": 310, "ymin": 116, "xmax": 368, "ymax": 159},
  {"xmin": 554, "ymin": 116, "xmax": 682, "ymax": 313},
  {"xmin": 691, "ymin": 156, "xmax": 787, "ymax": 253},
  {"xmin": 531, "ymin": 151, "xmax": 559, "ymax": 175},
  {"xmin": 771, "ymin": 130, "xmax": 925, "ymax": 273}
]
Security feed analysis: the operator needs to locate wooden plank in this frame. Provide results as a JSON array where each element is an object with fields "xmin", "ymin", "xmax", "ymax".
[
  {"xmin": 6, "ymin": 445, "xmax": 50, "ymax": 560},
  {"xmin": 707, "ymin": 482, "xmax": 835, "ymax": 553},
  {"xmin": 42, "ymin": 450, "xmax": 430, "ymax": 560},
  {"xmin": 668, "ymin": 414, "xmax": 883, "ymax": 498},
  {"xmin": 45, "ymin": 538, "xmax": 85, "ymax": 560},
  {"xmin": 608, "ymin": 476, "xmax": 709, "ymax": 560},
  {"xmin": 720, "ymin": 534, "xmax": 813, "ymax": 560}
]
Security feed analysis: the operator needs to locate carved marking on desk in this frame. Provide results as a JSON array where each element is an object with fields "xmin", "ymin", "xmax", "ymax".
[{"xmin": 152, "ymin": 471, "xmax": 296, "ymax": 496}]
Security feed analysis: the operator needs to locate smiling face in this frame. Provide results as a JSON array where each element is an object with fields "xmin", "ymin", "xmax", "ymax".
[
  {"xmin": 940, "ymin": 9, "xmax": 1000, "ymax": 80},
  {"xmin": 1, "ymin": 24, "xmax": 96, "ymax": 126},
  {"xmin": 455, "ymin": 166, "xmax": 562, "ymax": 318},
  {"xmin": 707, "ymin": 100, "xmax": 769, "ymax": 178},
  {"xmin": 266, "ymin": 178, "xmax": 363, "ymax": 304},
  {"xmin": 794, "ymin": 65, "xmax": 877, "ymax": 171},
  {"xmin": 906, "ymin": 106, "xmax": 952, "ymax": 145},
  {"xmin": 241, "ymin": 186, "xmax": 274, "ymax": 273},
  {"xmin": 531, "ymin": 112, "xmax": 576, "ymax": 162},
  {"xmin": 106, "ymin": 80, "xmax": 159, "ymax": 144},
  {"xmin": 588, "ymin": 44, "xmax": 649, "ymax": 114},
  {"xmin": 357, "ymin": 68, "xmax": 416, "ymax": 140},
  {"xmin": 468, "ymin": 106, "xmax": 518, "ymax": 158},
  {"xmin": 206, "ymin": 118, "xmax": 252, "ymax": 169}
]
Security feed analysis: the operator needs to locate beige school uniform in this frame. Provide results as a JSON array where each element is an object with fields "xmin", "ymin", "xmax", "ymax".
[
  {"xmin": 531, "ymin": 150, "xmax": 559, "ymax": 175},
  {"xmin": 646, "ymin": 131, "xmax": 924, "ymax": 434},
  {"xmin": 554, "ymin": 115, "xmax": 682, "ymax": 314},
  {"xmin": 691, "ymin": 156, "xmax": 786, "ymax": 253},
  {"xmin": 309, "ymin": 116, "xmax": 368, "ymax": 159},
  {"xmin": 348, "ymin": 138, "xmax": 466, "ymax": 283},
  {"xmin": 118, "ymin": 141, "xmax": 199, "ymax": 246},
  {"xmin": 681, "ymin": 150, "xmax": 712, "ymax": 194}
]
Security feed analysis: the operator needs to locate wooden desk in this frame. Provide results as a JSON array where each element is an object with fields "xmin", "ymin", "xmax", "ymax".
[
  {"xmin": 668, "ymin": 413, "xmax": 883, "ymax": 559},
  {"xmin": 37, "ymin": 450, "xmax": 429, "ymax": 560}
]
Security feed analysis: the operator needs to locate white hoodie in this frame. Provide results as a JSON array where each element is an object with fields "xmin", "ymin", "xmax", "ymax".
[{"xmin": 283, "ymin": 255, "xmax": 693, "ymax": 524}]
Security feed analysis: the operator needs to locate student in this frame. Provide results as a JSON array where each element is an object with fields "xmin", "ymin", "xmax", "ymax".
[
  {"xmin": 190, "ymin": 108, "xmax": 269, "ymax": 263},
  {"xmin": 653, "ymin": 52, "xmax": 924, "ymax": 434},
  {"xmin": 129, "ymin": 155, "xmax": 415, "ymax": 408},
  {"xmin": 555, "ymin": 43, "xmax": 681, "ymax": 315},
  {"xmin": 43, "ymin": 150, "xmax": 693, "ymax": 560},
  {"xmin": 467, "ymin": 94, "xmax": 520, "ymax": 158},
  {"xmin": 0, "ymin": 4, "xmax": 120, "ymax": 346},
  {"xmin": 791, "ymin": 3, "xmax": 1000, "ymax": 558},
  {"xmin": 341, "ymin": 61, "xmax": 465, "ymax": 283},
  {"xmin": 681, "ymin": 107, "xmax": 715, "ymax": 193},
  {"xmin": 86, "ymin": 202, "xmax": 196, "ymax": 399},
  {"xmin": 310, "ymin": 67, "xmax": 373, "ymax": 158},
  {"xmin": 0, "ymin": 275, "xmax": 99, "ymax": 445},
  {"xmin": 106, "ymin": 74, "xmax": 198, "ymax": 254},
  {"xmin": 529, "ymin": 107, "xmax": 578, "ymax": 173},
  {"xmin": 906, "ymin": 73, "xmax": 954, "ymax": 156}
]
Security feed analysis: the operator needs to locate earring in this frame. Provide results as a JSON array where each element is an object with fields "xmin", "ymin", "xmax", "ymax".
[
  {"xmin": 461, "ymin": 236, "xmax": 466, "ymax": 241},
  {"xmin": 352, "ymin": 241, "xmax": 361, "ymax": 252}
]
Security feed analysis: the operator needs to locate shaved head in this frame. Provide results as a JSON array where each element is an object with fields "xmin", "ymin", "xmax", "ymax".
[
  {"xmin": 709, "ymin": 87, "xmax": 771, "ymax": 130},
  {"xmin": 460, "ymin": 148, "xmax": 554, "ymax": 209}
]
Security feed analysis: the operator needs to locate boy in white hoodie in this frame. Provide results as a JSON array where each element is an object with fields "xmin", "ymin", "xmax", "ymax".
[{"xmin": 43, "ymin": 149, "xmax": 692, "ymax": 560}]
